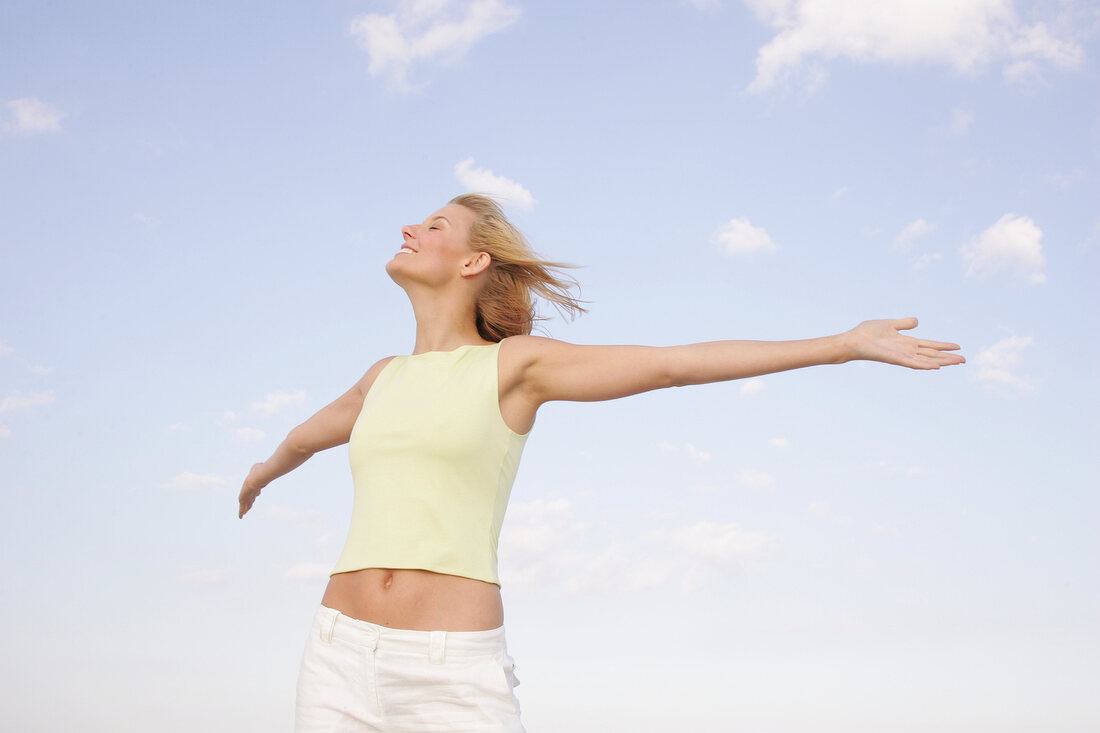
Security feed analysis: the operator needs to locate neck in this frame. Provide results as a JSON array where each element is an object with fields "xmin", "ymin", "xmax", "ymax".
[{"xmin": 405, "ymin": 283, "xmax": 491, "ymax": 354}]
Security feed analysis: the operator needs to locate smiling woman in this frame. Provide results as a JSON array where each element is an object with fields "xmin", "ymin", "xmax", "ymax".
[{"xmin": 236, "ymin": 193, "xmax": 965, "ymax": 733}]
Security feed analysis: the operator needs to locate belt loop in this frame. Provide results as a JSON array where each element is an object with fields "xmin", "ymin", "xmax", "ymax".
[
  {"xmin": 321, "ymin": 610, "xmax": 338, "ymax": 643},
  {"xmin": 429, "ymin": 630, "xmax": 446, "ymax": 665}
]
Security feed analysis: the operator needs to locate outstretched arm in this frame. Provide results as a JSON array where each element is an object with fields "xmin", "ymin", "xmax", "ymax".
[
  {"xmin": 237, "ymin": 356, "xmax": 395, "ymax": 518},
  {"xmin": 511, "ymin": 317, "xmax": 963, "ymax": 405}
]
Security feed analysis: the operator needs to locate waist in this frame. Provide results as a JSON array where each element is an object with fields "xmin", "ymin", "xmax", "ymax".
[
  {"xmin": 322, "ymin": 567, "xmax": 504, "ymax": 632},
  {"xmin": 310, "ymin": 605, "xmax": 508, "ymax": 658}
]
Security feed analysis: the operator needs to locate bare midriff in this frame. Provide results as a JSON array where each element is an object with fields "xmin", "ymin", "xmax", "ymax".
[{"xmin": 321, "ymin": 568, "xmax": 504, "ymax": 632}]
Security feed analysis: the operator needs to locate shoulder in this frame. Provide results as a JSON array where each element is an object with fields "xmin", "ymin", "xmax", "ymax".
[
  {"xmin": 497, "ymin": 335, "xmax": 581, "ymax": 396},
  {"xmin": 499, "ymin": 334, "xmax": 571, "ymax": 358},
  {"xmin": 354, "ymin": 355, "xmax": 400, "ymax": 398}
]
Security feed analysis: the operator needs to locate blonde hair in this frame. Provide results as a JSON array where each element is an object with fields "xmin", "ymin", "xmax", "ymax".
[{"xmin": 450, "ymin": 193, "xmax": 587, "ymax": 341}]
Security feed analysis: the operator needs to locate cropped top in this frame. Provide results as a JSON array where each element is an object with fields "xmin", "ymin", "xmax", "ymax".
[{"xmin": 330, "ymin": 341, "xmax": 531, "ymax": 587}]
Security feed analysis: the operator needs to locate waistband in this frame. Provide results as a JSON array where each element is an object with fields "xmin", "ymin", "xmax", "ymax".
[{"xmin": 311, "ymin": 605, "xmax": 508, "ymax": 663}]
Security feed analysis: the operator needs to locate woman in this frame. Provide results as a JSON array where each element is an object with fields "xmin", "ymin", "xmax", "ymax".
[{"xmin": 238, "ymin": 194, "xmax": 965, "ymax": 732}]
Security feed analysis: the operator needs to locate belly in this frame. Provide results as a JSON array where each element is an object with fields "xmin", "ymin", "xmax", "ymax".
[{"xmin": 321, "ymin": 568, "xmax": 504, "ymax": 631}]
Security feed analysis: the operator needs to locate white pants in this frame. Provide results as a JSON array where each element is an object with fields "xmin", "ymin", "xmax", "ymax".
[{"xmin": 295, "ymin": 605, "xmax": 525, "ymax": 732}]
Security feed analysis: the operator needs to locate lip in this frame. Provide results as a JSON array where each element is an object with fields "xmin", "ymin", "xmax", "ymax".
[{"xmin": 397, "ymin": 246, "xmax": 418, "ymax": 255}]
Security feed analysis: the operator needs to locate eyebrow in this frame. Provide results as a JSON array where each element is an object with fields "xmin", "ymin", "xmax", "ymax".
[{"xmin": 427, "ymin": 216, "xmax": 450, "ymax": 225}]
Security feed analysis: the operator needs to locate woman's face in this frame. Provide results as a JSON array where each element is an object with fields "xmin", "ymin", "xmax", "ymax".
[{"xmin": 385, "ymin": 203, "xmax": 479, "ymax": 288}]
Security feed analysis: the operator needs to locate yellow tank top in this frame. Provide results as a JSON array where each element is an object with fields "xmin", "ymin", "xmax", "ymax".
[{"xmin": 331, "ymin": 341, "xmax": 530, "ymax": 586}]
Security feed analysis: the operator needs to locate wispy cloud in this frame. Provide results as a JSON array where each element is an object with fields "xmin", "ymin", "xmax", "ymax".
[
  {"xmin": 262, "ymin": 505, "xmax": 324, "ymax": 528},
  {"xmin": 0, "ymin": 390, "xmax": 54, "ymax": 413},
  {"xmin": 960, "ymin": 213, "xmax": 1046, "ymax": 285},
  {"xmin": 893, "ymin": 219, "xmax": 942, "ymax": 270},
  {"xmin": 894, "ymin": 219, "xmax": 935, "ymax": 250},
  {"xmin": 499, "ymin": 497, "xmax": 778, "ymax": 594},
  {"xmin": 975, "ymin": 335, "xmax": 1034, "ymax": 391},
  {"xmin": 740, "ymin": 378, "xmax": 766, "ymax": 395},
  {"xmin": 349, "ymin": 0, "xmax": 521, "ymax": 91},
  {"xmin": 454, "ymin": 158, "xmax": 535, "ymax": 210},
  {"xmin": 161, "ymin": 472, "xmax": 230, "ymax": 490},
  {"xmin": 0, "ymin": 426, "xmax": 12, "ymax": 439},
  {"xmin": 251, "ymin": 390, "xmax": 306, "ymax": 416},
  {"xmin": 284, "ymin": 563, "xmax": 334, "ymax": 581},
  {"xmin": 948, "ymin": 105, "xmax": 975, "ymax": 135},
  {"xmin": 769, "ymin": 437, "xmax": 788, "ymax": 449},
  {"xmin": 659, "ymin": 441, "xmax": 713, "ymax": 464},
  {"xmin": 0, "ymin": 340, "xmax": 12, "ymax": 357},
  {"xmin": 3, "ymin": 98, "xmax": 64, "ymax": 135},
  {"xmin": 167, "ymin": 423, "xmax": 191, "ymax": 432},
  {"xmin": 744, "ymin": 0, "xmax": 1085, "ymax": 94},
  {"xmin": 179, "ymin": 566, "xmax": 232, "ymax": 586},
  {"xmin": 738, "ymin": 469, "xmax": 775, "ymax": 490},
  {"xmin": 713, "ymin": 217, "xmax": 778, "ymax": 256},
  {"xmin": 234, "ymin": 427, "xmax": 268, "ymax": 441}
]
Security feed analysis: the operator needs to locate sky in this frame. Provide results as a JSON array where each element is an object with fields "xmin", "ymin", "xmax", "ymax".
[{"xmin": 2, "ymin": 1, "xmax": 1099, "ymax": 731}]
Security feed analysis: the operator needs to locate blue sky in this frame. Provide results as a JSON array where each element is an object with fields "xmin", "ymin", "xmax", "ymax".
[{"xmin": 2, "ymin": 1, "xmax": 1098, "ymax": 731}]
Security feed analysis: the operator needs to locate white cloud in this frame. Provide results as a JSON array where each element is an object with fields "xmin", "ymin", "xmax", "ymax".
[
  {"xmin": 912, "ymin": 252, "xmax": 943, "ymax": 270},
  {"xmin": 262, "ymin": 505, "xmax": 324, "ymax": 528},
  {"xmin": 713, "ymin": 217, "xmax": 778, "ymax": 256},
  {"xmin": 738, "ymin": 469, "xmax": 775, "ymax": 490},
  {"xmin": 349, "ymin": 0, "xmax": 521, "ymax": 91},
  {"xmin": 740, "ymin": 378, "xmax": 766, "ymax": 395},
  {"xmin": 30, "ymin": 365, "xmax": 54, "ymax": 375},
  {"xmin": 975, "ymin": 335, "xmax": 1034, "ymax": 391},
  {"xmin": 0, "ymin": 390, "xmax": 54, "ymax": 413},
  {"xmin": 1043, "ymin": 167, "xmax": 1086, "ymax": 189},
  {"xmin": 499, "ymin": 497, "xmax": 778, "ymax": 594},
  {"xmin": 831, "ymin": 185, "xmax": 849, "ymax": 201},
  {"xmin": 769, "ymin": 437, "xmax": 788, "ymax": 449},
  {"xmin": 685, "ymin": 443, "xmax": 712, "ymax": 464},
  {"xmin": 251, "ymin": 389, "xmax": 306, "ymax": 415},
  {"xmin": 284, "ymin": 563, "xmax": 332, "ymax": 581},
  {"xmin": 4, "ymin": 98, "xmax": 64, "ymax": 135},
  {"xmin": 167, "ymin": 423, "xmax": 191, "ymax": 432},
  {"xmin": 894, "ymin": 218, "xmax": 935, "ymax": 250},
  {"xmin": 454, "ymin": 158, "xmax": 535, "ymax": 210},
  {"xmin": 0, "ymin": 340, "xmax": 12, "ymax": 356},
  {"xmin": 659, "ymin": 441, "xmax": 713, "ymax": 464},
  {"xmin": 161, "ymin": 472, "xmax": 230, "ymax": 490},
  {"xmin": 179, "ymin": 566, "xmax": 231, "ymax": 586},
  {"xmin": 744, "ymin": 0, "xmax": 1085, "ymax": 94},
  {"xmin": 949, "ymin": 105, "xmax": 975, "ymax": 135},
  {"xmin": 234, "ymin": 427, "xmax": 268, "ymax": 441},
  {"xmin": 960, "ymin": 213, "xmax": 1046, "ymax": 284},
  {"xmin": 0, "ymin": 425, "xmax": 11, "ymax": 439}
]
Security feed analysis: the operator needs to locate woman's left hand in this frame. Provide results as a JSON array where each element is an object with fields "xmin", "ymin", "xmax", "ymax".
[{"xmin": 843, "ymin": 317, "xmax": 965, "ymax": 370}]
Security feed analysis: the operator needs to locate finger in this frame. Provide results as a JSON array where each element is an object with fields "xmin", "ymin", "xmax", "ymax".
[
  {"xmin": 917, "ymin": 339, "xmax": 961, "ymax": 350},
  {"xmin": 893, "ymin": 317, "xmax": 918, "ymax": 331},
  {"xmin": 917, "ymin": 349, "xmax": 965, "ymax": 365}
]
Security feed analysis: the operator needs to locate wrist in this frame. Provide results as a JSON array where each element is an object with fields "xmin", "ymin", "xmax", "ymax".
[{"xmin": 832, "ymin": 331, "xmax": 857, "ymax": 364}]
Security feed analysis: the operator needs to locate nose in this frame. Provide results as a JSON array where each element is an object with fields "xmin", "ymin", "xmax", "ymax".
[{"xmin": 401, "ymin": 225, "xmax": 416, "ymax": 241}]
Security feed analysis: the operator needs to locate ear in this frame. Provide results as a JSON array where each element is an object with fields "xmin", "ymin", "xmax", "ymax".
[{"xmin": 460, "ymin": 251, "xmax": 492, "ymax": 278}]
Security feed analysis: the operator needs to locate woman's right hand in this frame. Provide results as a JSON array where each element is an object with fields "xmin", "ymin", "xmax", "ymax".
[{"xmin": 238, "ymin": 463, "xmax": 268, "ymax": 518}]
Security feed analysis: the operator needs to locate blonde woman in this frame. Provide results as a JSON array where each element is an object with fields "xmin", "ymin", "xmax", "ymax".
[{"xmin": 238, "ymin": 194, "xmax": 965, "ymax": 732}]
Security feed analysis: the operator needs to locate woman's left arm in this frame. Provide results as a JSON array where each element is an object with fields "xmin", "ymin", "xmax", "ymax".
[{"xmin": 513, "ymin": 317, "xmax": 964, "ymax": 405}]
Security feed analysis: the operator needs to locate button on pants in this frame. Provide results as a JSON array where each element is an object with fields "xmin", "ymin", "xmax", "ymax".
[{"xmin": 295, "ymin": 605, "xmax": 525, "ymax": 732}]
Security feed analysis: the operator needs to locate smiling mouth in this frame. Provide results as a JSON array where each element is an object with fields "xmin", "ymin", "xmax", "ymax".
[{"xmin": 398, "ymin": 246, "xmax": 417, "ymax": 254}]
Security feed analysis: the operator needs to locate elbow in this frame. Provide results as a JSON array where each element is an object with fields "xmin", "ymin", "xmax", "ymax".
[
  {"xmin": 664, "ymin": 346, "xmax": 690, "ymax": 388},
  {"xmin": 285, "ymin": 426, "xmax": 315, "ymax": 456}
]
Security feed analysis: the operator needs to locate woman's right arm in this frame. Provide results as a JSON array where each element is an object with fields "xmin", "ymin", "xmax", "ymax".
[{"xmin": 237, "ymin": 356, "xmax": 395, "ymax": 518}]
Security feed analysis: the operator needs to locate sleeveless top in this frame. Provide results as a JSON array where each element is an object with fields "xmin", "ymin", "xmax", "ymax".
[{"xmin": 330, "ymin": 341, "xmax": 531, "ymax": 587}]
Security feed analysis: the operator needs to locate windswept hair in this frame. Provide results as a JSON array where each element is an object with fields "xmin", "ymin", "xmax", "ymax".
[{"xmin": 450, "ymin": 193, "xmax": 587, "ymax": 341}]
